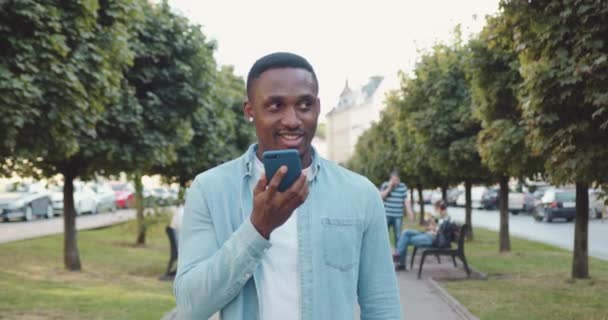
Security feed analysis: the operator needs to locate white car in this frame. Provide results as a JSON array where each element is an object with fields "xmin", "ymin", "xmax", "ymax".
[
  {"xmin": 50, "ymin": 183, "xmax": 98, "ymax": 216},
  {"xmin": 455, "ymin": 186, "xmax": 486, "ymax": 209},
  {"xmin": 0, "ymin": 182, "xmax": 53, "ymax": 221},
  {"xmin": 508, "ymin": 192, "xmax": 536, "ymax": 214},
  {"xmin": 91, "ymin": 183, "xmax": 117, "ymax": 213},
  {"xmin": 152, "ymin": 187, "xmax": 172, "ymax": 206}
]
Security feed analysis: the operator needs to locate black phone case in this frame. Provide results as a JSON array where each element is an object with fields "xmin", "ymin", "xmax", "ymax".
[{"xmin": 263, "ymin": 149, "xmax": 302, "ymax": 192}]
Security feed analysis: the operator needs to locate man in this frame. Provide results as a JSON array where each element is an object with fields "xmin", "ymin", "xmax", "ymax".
[
  {"xmin": 380, "ymin": 172, "xmax": 413, "ymax": 245},
  {"xmin": 393, "ymin": 200, "xmax": 451, "ymax": 270},
  {"xmin": 174, "ymin": 52, "xmax": 402, "ymax": 320}
]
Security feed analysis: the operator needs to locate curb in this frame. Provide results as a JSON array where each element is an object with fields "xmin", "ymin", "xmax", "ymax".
[{"xmin": 428, "ymin": 278, "xmax": 479, "ymax": 320}]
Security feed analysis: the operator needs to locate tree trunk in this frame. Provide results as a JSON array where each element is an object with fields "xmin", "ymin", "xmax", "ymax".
[
  {"xmin": 441, "ymin": 185, "xmax": 448, "ymax": 203},
  {"xmin": 134, "ymin": 173, "xmax": 146, "ymax": 246},
  {"xmin": 410, "ymin": 187, "xmax": 415, "ymax": 209},
  {"xmin": 499, "ymin": 176, "xmax": 511, "ymax": 252},
  {"xmin": 465, "ymin": 180, "xmax": 474, "ymax": 241},
  {"xmin": 63, "ymin": 172, "xmax": 81, "ymax": 271},
  {"xmin": 417, "ymin": 186, "xmax": 425, "ymax": 225},
  {"xmin": 572, "ymin": 181, "xmax": 589, "ymax": 279}
]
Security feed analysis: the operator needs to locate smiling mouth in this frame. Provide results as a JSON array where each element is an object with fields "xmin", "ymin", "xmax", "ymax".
[{"xmin": 277, "ymin": 133, "xmax": 304, "ymax": 147}]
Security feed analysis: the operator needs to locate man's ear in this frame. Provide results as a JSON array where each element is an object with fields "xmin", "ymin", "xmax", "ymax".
[{"xmin": 243, "ymin": 101, "xmax": 254, "ymax": 119}]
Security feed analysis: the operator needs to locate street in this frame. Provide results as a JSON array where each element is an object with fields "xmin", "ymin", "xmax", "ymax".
[
  {"xmin": 0, "ymin": 209, "xmax": 136, "ymax": 244},
  {"xmin": 439, "ymin": 205, "xmax": 608, "ymax": 260}
]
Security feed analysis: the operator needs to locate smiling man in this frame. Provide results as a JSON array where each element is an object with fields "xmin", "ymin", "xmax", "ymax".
[{"xmin": 174, "ymin": 52, "xmax": 402, "ymax": 320}]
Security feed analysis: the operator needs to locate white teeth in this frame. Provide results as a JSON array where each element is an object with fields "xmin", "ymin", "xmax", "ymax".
[{"xmin": 281, "ymin": 135, "xmax": 300, "ymax": 140}]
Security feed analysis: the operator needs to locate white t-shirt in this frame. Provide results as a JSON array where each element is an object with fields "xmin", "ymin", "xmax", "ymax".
[
  {"xmin": 170, "ymin": 205, "xmax": 184, "ymax": 231},
  {"xmin": 251, "ymin": 156, "xmax": 310, "ymax": 320}
]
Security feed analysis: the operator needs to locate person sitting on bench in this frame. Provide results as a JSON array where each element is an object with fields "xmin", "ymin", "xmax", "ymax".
[{"xmin": 393, "ymin": 200, "xmax": 451, "ymax": 270}]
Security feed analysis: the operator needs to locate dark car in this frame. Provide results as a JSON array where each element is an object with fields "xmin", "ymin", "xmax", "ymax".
[
  {"xmin": 533, "ymin": 188, "xmax": 576, "ymax": 222},
  {"xmin": 481, "ymin": 188, "xmax": 499, "ymax": 210}
]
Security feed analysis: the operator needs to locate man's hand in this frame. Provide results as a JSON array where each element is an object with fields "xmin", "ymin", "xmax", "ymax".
[{"xmin": 250, "ymin": 166, "xmax": 309, "ymax": 239}]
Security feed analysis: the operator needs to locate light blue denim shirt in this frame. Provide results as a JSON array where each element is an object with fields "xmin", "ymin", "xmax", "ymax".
[{"xmin": 174, "ymin": 145, "xmax": 402, "ymax": 320}]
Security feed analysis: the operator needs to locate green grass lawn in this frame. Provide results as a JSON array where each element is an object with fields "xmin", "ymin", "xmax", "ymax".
[
  {"xmin": 4, "ymin": 213, "xmax": 608, "ymax": 320},
  {"xmin": 402, "ymin": 218, "xmax": 608, "ymax": 320},
  {"xmin": 0, "ymin": 212, "xmax": 175, "ymax": 320}
]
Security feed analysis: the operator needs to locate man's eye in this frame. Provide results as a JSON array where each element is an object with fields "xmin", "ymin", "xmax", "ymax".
[
  {"xmin": 299, "ymin": 101, "xmax": 313, "ymax": 110},
  {"xmin": 268, "ymin": 103, "xmax": 280, "ymax": 110}
]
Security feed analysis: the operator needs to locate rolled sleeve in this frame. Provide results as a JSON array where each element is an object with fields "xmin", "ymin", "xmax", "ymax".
[{"xmin": 174, "ymin": 177, "xmax": 271, "ymax": 319}]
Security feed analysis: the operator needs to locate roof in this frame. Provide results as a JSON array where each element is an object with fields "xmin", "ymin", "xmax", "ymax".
[{"xmin": 327, "ymin": 75, "xmax": 386, "ymax": 115}]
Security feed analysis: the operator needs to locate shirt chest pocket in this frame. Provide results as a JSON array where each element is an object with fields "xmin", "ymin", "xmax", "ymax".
[{"xmin": 322, "ymin": 217, "xmax": 362, "ymax": 271}]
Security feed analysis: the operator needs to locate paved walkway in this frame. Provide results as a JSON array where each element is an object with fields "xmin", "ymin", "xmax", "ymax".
[
  {"xmin": 396, "ymin": 253, "xmax": 482, "ymax": 320},
  {"xmin": 0, "ymin": 209, "xmax": 136, "ymax": 243},
  {"xmin": 163, "ymin": 254, "xmax": 481, "ymax": 320}
]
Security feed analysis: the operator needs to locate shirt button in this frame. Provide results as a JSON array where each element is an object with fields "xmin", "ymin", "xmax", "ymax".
[{"xmin": 245, "ymin": 273, "xmax": 251, "ymax": 279}]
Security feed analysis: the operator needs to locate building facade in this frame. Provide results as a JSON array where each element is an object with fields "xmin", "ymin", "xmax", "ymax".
[{"xmin": 326, "ymin": 75, "xmax": 397, "ymax": 164}]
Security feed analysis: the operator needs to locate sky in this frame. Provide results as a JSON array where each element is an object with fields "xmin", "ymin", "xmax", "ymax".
[{"xmin": 167, "ymin": 0, "xmax": 501, "ymax": 122}]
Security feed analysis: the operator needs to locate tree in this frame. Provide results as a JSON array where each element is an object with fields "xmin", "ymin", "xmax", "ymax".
[
  {"xmin": 99, "ymin": 1, "xmax": 217, "ymax": 245},
  {"xmin": 389, "ymin": 88, "xmax": 448, "ymax": 224},
  {"xmin": 0, "ymin": 0, "xmax": 142, "ymax": 270},
  {"xmin": 153, "ymin": 65, "xmax": 255, "ymax": 195},
  {"xmin": 395, "ymin": 38, "xmax": 492, "ymax": 239},
  {"xmin": 348, "ymin": 111, "xmax": 397, "ymax": 187},
  {"xmin": 467, "ymin": 13, "xmax": 542, "ymax": 252},
  {"xmin": 502, "ymin": 0, "xmax": 608, "ymax": 278}
]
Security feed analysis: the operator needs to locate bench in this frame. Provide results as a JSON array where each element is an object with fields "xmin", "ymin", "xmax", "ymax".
[{"xmin": 410, "ymin": 224, "xmax": 471, "ymax": 279}]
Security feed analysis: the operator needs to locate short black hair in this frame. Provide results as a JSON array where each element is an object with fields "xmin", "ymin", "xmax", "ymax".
[{"xmin": 246, "ymin": 52, "xmax": 318, "ymax": 99}]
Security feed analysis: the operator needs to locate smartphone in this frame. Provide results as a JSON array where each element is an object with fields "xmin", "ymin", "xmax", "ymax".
[{"xmin": 263, "ymin": 149, "xmax": 302, "ymax": 192}]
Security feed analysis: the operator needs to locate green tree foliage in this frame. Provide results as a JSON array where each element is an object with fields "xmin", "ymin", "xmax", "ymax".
[
  {"xmin": 502, "ymin": 0, "xmax": 608, "ymax": 278},
  {"xmin": 97, "ymin": 1, "xmax": 217, "ymax": 245},
  {"xmin": 395, "ymin": 39, "xmax": 492, "ymax": 238},
  {"xmin": 154, "ymin": 65, "xmax": 255, "ymax": 193},
  {"xmin": 349, "ymin": 91, "xmax": 447, "ymax": 223},
  {"xmin": 0, "ymin": 0, "xmax": 142, "ymax": 270},
  {"xmin": 389, "ymin": 89, "xmax": 447, "ymax": 222},
  {"xmin": 467, "ymin": 13, "xmax": 542, "ymax": 252},
  {"xmin": 348, "ymin": 106, "xmax": 400, "ymax": 187}
]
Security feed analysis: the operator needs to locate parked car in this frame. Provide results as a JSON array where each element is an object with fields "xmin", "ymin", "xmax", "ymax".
[
  {"xmin": 421, "ymin": 190, "xmax": 433, "ymax": 204},
  {"xmin": 111, "ymin": 183, "xmax": 135, "ymax": 209},
  {"xmin": 91, "ymin": 183, "xmax": 117, "ymax": 213},
  {"xmin": 481, "ymin": 188, "xmax": 499, "ymax": 210},
  {"xmin": 531, "ymin": 186, "xmax": 551, "ymax": 208},
  {"xmin": 446, "ymin": 189, "xmax": 463, "ymax": 206},
  {"xmin": 455, "ymin": 186, "xmax": 486, "ymax": 209},
  {"xmin": 49, "ymin": 183, "xmax": 98, "ymax": 215},
  {"xmin": 0, "ymin": 182, "xmax": 53, "ymax": 221},
  {"xmin": 150, "ymin": 187, "xmax": 169, "ymax": 206},
  {"xmin": 533, "ymin": 188, "xmax": 576, "ymax": 222},
  {"xmin": 589, "ymin": 189, "xmax": 606, "ymax": 219},
  {"xmin": 508, "ymin": 191, "xmax": 536, "ymax": 214},
  {"xmin": 167, "ymin": 188, "xmax": 179, "ymax": 205}
]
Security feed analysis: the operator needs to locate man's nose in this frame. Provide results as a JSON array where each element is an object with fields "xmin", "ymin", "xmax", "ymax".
[{"xmin": 281, "ymin": 106, "xmax": 302, "ymax": 128}]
